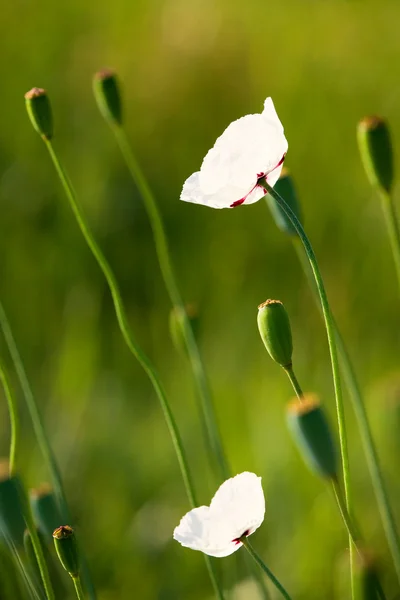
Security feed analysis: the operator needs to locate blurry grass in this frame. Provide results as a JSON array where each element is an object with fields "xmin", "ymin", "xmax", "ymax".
[{"xmin": 0, "ymin": 0, "xmax": 400, "ymax": 597}]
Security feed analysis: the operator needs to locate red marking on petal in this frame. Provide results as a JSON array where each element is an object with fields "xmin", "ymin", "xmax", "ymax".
[
  {"xmin": 232, "ymin": 529, "xmax": 250, "ymax": 544},
  {"xmin": 230, "ymin": 198, "xmax": 246, "ymax": 208}
]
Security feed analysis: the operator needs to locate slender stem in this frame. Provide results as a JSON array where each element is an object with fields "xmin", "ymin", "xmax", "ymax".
[
  {"xmin": 44, "ymin": 140, "xmax": 225, "ymax": 600},
  {"xmin": 331, "ymin": 479, "xmax": 360, "ymax": 547},
  {"xmin": 72, "ymin": 576, "xmax": 86, "ymax": 600},
  {"xmin": 241, "ymin": 539, "xmax": 292, "ymax": 600},
  {"xmin": 22, "ymin": 496, "xmax": 55, "ymax": 599},
  {"xmin": 283, "ymin": 365, "xmax": 303, "ymax": 400},
  {"xmin": 0, "ymin": 305, "xmax": 98, "ymax": 599},
  {"xmin": 0, "ymin": 303, "xmax": 70, "ymax": 517},
  {"xmin": 292, "ymin": 238, "xmax": 400, "ymax": 584},
  {"xmin": 0, "ymin": 358, "xmax": 19, "ymax": 476},
  {"xmin": 111, "ymin": 126, "xmax": 230, "ymax": 481},
  {"xmin": 379, "ymin": 190, "xmax": 400, "ymax": 296},
  {"xmin": 262, "ymin": 180, "xmax": 354, "ymax": 594}
]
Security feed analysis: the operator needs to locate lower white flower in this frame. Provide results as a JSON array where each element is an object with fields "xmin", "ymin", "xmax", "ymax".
[
  {"xmin": 173, "ymin": 472, "xmax": 265, "ymax": 557},
  {"xmin": 181, "ymin": 98, "xmax": 288, "ymax": 209}
]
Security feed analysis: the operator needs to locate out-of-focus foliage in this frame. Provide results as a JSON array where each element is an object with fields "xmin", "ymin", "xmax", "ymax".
[{"xmin": 0, "ymin": 0, "xmax": 400, "ymax": 597}]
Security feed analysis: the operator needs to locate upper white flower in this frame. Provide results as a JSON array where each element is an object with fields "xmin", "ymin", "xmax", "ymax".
[
  {"xmin": 173, "ymin": 472, "xmax": 265, "ymax": 557},
  {"xmin": 180, "ymin": 98, "xmax": 288, "ymax": 209}
]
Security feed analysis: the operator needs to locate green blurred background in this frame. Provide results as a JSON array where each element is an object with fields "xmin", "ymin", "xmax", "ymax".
[{"xmin": 1, "ymin": 0, "xmax": 400, "ymax": 597}]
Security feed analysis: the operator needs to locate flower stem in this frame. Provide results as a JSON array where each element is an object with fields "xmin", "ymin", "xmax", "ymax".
[
  {"xmin": 0, "ymin": 358, "xmax": 19, "ymax": 476},
  {"xmin": 262, "ymin": 180, "xmax": 354, "ymax": 595},
  {"xmin": 292, "ymin": 237, "xmax": 400, "ymax": 584},
  {"xmin": 43, "ymin": 139, "xmax": 225, "ymax": 600},
  {"xmin": 283, "ymin": 366, "xmax": 303, "ymax": 400},
  {"xmin": 72, "ymin": 576, "xmax": 86, "ymax": 600},
  {"xmin": 379, "ymin": 189, "xmax": 400, "ymax": 296},
  {"xmin": 241, "ymin": 539, "xmax": 292, "ymax": 600},
  {"xmin": 111, "ymin": 126, "xmax": 230, "ymax": 481}
]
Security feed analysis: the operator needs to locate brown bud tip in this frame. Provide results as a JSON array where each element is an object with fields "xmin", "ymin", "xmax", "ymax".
[
  {"xmin": 257, "ymin": 298, "xmax": 283, "ymax": 310},
  {"xmin": 24, "ymin": 87, "xmax": 47, "ymax": 100},
  {"xmin": 287, "ymin": 393, "xmax": 320, "ymax": 415},
  {"xmin": 279, "ymin": 166, "xmax": 289, "ymax": 178},
  {"xmin": 359, "ymin": 115, "xmax": 385, "ymax": 130},
  {"xmin": 0, "ymin": 460, "xmax": 10, "ymax": 481},
  {"xmin": 94, "ymin": 68, "xmax": 116, "ymax": 81},
  {"xmin": 53, "ymin": 525, "xmax": 74, "ymax": 540},
  {"xmin": 30, "ymin": 482, "xmax": 52, "ymax": 499}
]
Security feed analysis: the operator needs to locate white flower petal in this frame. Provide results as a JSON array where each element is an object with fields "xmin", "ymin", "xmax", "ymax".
[
  {"xmin": 180, "ymin": 98, "xmax": 288, "ymax": 209},
  {"xmin": 173, "ymin": 472, "xmax": 265, "ymax": 558}
]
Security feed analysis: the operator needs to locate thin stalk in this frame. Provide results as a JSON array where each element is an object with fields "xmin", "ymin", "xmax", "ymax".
[
  {"xmin": 241, "ymin": 539, "xmax": 292, "ymax": 600},
  {"xmin": 283, "ymin": 366, "xmax": 303, "ymax": 400},
  {"xmin": 379, "ymin": 189, "xmax": 400, "ymax": 296},
  {"xmin": 24, "ymin": 520, "xmax": 55, "ymax": 600},
  {"xmin": 72, "ymin": 576, "xmax": 86, "ymax": 600},
  {"xmin": 292, "ymin": 237, "xmax": 400, "ymax": 583},
  {"xmin": 0, "ymin": 358, "xmax": 19, "ymax": 476},
  {"xmin": 262, "ymin": 180, "xmax": 354, "ymax": 595},
  {"xmin": 0, "ymin": 305, "xmax": 98, "ymax": 599},
  {"xmin": 44, "ymin": 140, "xmax": 224, "ymax": 600},
  {"xmin": 331, "ymin": 479, "xmax": 360, "ymax": 547},
  {"xmin": 111, "ymin": 126, "xmax": 230, "ymax": 481}
]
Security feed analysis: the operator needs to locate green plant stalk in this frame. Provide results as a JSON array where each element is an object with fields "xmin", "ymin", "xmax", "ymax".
[
  {"xmin": 283, "ymin": 366, "xmax": 303, "ymax": 400},
  {"xmin": 0, "ymin": 358, "xmax": 19, "ymax": 476},
  {"xmin": 241, "ymin": 539, "xmax": 292, "ymax": 600},
  {"xmin": 72, "ymin": 576, "xmax": 85, "ymax": 600},
  {"xmin": 0, "ymin": 305, "xmax": 98, "ymax": 599},
  {"xmin": 262, "ymin": 180, "xmax": 354, "ymax": 594},
  {"xmin": 109, "ymin": 128, "xmax": 271, "ymax": 599},
  {"xmin": 379, "ymin": 189, "xmax": 400, "ymax": 296},
  {"xmin": 43, "ymin": 139, "xmax": 224, "ymax": 600},
  {"xmin": 0, "ymin": 302, "xmax": 69, "ymax": 516},
  {"xmin": 292, "ymin": 237, "xmax": 400, "ymax": 583},
  {"xmin": 111, "ymin": 126, "xmax": 230, "ymax": 481}
]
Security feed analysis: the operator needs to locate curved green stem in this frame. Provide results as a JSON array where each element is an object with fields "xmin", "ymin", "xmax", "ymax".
[
  {"xmin": 379, "ymin": 190, "xmax": 400, "ymax": 296},
  {"xmin": 0, "ymin": 358, "xmax": 19, "ymax": 476},
  {"xmin": 292, "ymin": 238, "xmax": 400, "ymax": 584},
  {"xmin": 331, "ymin": 479, "xmax": 360, "ymax": 547},
  {"xmin": 72, "ymin": 576, "xmax": 85, "ymax": 600},
  {"xmin": 283, "ymin": 366, "xmax": 303, "ymax": 400},
  {"xmin": 262, "ymin": 180, "xmax": 354, "ymax": 594},
  {"xmin": 44, "ymin": 140, "xmax": 224, "ymax": 600},
  {"xmin": 241, "ymin": 539, "xmax": 292, "ymax": 600},
  {"xmin": 111, "ymin": 126, "xmax": 230, "ymax": 481}
]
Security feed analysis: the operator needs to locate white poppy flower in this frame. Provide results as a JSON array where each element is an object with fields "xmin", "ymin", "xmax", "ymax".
[
  {"xmin": 181, "ymin": 98, "xmax": 288, "ymax": 209},
  {"xmin": 173, "ymin": 472, "xmax": 265, "ymax": 557}
]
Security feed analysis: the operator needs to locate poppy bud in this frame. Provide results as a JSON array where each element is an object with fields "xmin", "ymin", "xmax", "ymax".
[
  {"xmin": 257, "ymin": 300, "xmax": 293, "ymax": 368},
  {"xmin": 0, "ymin": 463, "xmax": 26, "ymax": 548},
  {"xmin": 287, "ymin": 395, "xmax": 337, "ymax": 479},
  {"xmin": 53, "ymin": 525, "xmax": 80, "ymax": 577},
  {"xmin": 267, "ymin": 168, "xmax": 303, "ymax": 235},
  {"xmin": 93, "ymin": 69, "xmax": 122, "ymax": 126},
  {"xmin": 25, "ymin": 88, "xmax": 53, "ymax": 140},
  {"xmin": 30, "ymin": 484, "xmax": 63, "ymax": 542},
  {"xmin": 357, "ymin": 116, "xmax": 394, "ymax": 194}
]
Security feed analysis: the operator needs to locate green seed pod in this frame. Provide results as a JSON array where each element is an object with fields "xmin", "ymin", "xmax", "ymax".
[
  {"xmin": 25, "ymin": 88, "xmax": 53, "ymax": 140},
  {"xmin": 357, "ymin": 116, "xmax": 394, "ymax": 194},
  {"xmin": 287, "ymin": 396, "xmax": 337, "ymax": 479},
  {"xmin": 266, "ymin": 168, "xmax": 303, "ymax": 236},
  {"xmin": 93, "ymin": 69, "xmax": 122, "ymax": 126},
  {"xmin": 30, "ymin": 484, "xmax": 63, "ymax": 542},
  {"xmin": 257, "ymin": 300, "xmax": 293, "ymax": 368},
  {"xmin": 354, "ymin": 552, "xmax": 380, "ymax": 600},
  {"xmin": 0, "ymin": 464, "xmax": 26, "ymax": 548},
  {"xmin": 53, "ymin": 526, "xmax": 79, "ymax": 577},
  {"xmin": 169, "ymin": 304, "xmax": 199, "ymax": 357}
]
